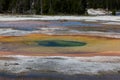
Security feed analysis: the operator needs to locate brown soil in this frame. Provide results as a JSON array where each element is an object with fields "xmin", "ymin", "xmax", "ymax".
[{"xmin": 0, "ymin": 51, "xmax": 120, "ymax": 57}]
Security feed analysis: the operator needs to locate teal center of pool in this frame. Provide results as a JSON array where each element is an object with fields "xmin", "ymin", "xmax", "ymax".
[{"xmin": 36, "ymin": 40, "xmax": 87, "ymax": 47}]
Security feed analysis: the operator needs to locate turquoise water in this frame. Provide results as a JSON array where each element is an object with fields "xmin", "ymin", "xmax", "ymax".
[{"xmin": 37, "ymin": 40, "xmax": 87, "ymax": 47}]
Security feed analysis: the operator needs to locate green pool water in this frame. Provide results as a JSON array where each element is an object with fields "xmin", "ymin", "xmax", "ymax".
[{"xmin": 36, "ymin": 40, "xmax": 87, "ymax": 47}]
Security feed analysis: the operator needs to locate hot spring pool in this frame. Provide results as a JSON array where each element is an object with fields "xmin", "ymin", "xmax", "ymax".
[{"xmin": 36, "ymin": 40, "xmax": 87, "ymax": 47}]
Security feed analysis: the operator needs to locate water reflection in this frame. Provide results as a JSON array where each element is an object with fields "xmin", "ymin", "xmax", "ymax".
[{"xmin": 0, "ymin": 72, "xmax": 120, "ymax": 80}]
